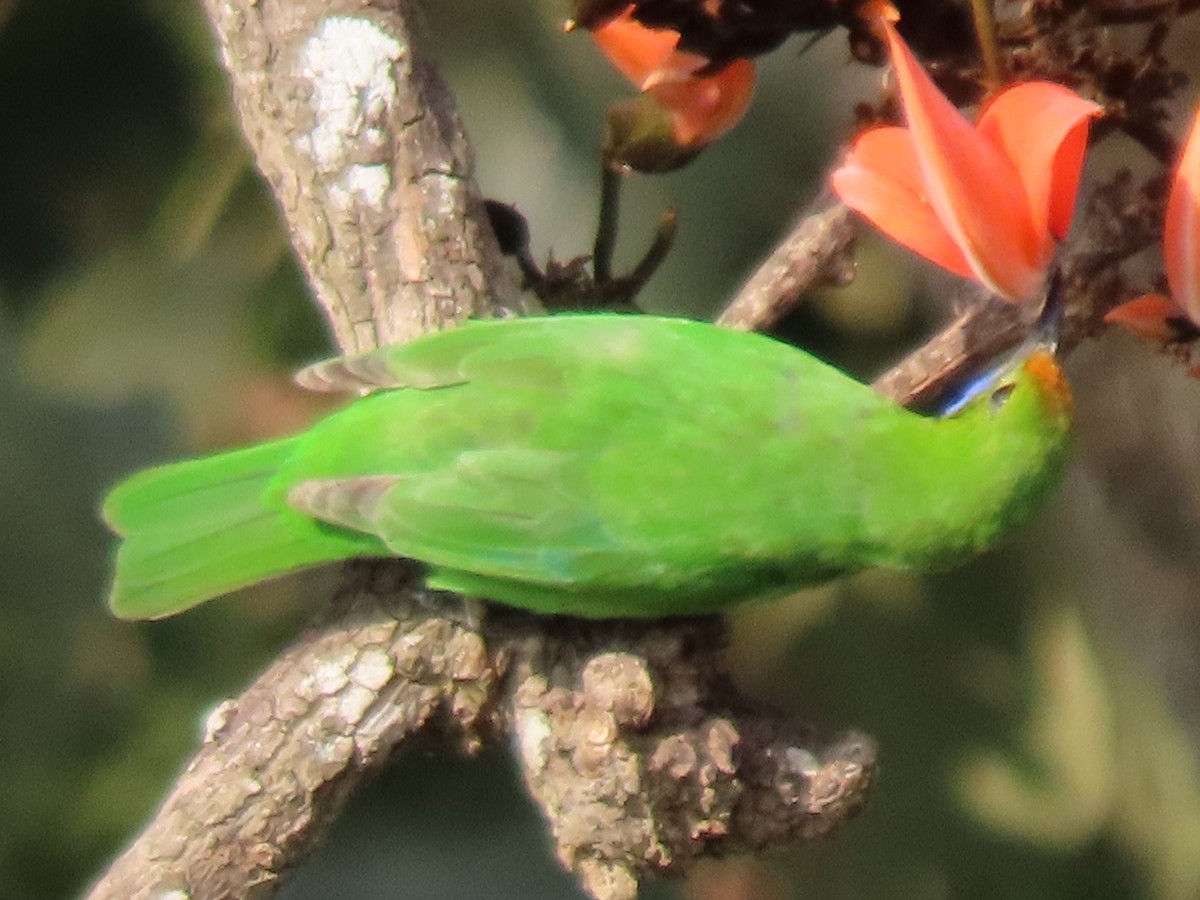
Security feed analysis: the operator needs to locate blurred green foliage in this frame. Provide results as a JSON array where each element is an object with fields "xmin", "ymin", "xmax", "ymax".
[{"xmin": 2, "ymin": 1, "xmax": 1199, "ymax": 898}]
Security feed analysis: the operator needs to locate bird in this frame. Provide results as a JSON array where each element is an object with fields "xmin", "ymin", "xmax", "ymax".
[{"xmin": 102, "ymin": 312, "xmax": 1073, "ymax": 620}]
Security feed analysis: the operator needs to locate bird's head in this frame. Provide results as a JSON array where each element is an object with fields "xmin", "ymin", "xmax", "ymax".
[{"xmin": 919, "ymin": 273, "xmax": 1073, "ymax": 426}]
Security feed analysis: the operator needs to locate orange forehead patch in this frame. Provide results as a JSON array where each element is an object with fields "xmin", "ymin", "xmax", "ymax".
[{"xmin": 1024, "ymin": 349, "xmax": 1074, "ymax": 418}]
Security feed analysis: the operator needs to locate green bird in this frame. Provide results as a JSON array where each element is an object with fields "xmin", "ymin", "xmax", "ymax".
[{"xmin": 103, "ymin": 313, "xmax": 1073, "ymax": 620}]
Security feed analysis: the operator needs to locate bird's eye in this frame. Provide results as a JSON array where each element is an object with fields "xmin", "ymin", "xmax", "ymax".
[{"xmin": 989, "ymin": 382, "xmax": 1016, "ymax": 413}]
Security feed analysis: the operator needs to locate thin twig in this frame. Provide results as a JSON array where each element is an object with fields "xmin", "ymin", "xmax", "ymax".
[
  {"xmin": 593, "ymin": 165, "xmax": 623, "ymax": 285},
  {"xmin": 968, "ymin": 0, "xmax": 1005, "ymax": 89}
]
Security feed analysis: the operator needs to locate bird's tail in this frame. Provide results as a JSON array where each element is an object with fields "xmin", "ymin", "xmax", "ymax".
[{"xmin": 102, "ymin": 436, "xmax": 380, "ymax": 619}]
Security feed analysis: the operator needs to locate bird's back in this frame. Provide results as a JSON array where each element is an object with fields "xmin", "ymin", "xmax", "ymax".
[{"xmin": 277, "ymin": 316, "xmax": 902, "ymax": 617}]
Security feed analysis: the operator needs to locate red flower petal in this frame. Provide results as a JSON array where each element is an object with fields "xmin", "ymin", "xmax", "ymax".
[
  {"xmin": 880, "ymin": 19, "xmax": 1045, "ymax": 301},
  {"xmin": 591, "ymin": 8, "xmax": 752, "ymax": 149},
  {"xmin": 832, "ymin": 127, "xmax": 975, "ymax": 281},
  {"xmin": 977, "ymin": 83, "xmax": 1101, "ymax": 245},
  {"xmin": 1103, "ymin": 293, "xmax": 1184, "ymax": 344},
  {"xmin": 1164, "ymin": 108, "xmax": 1200, "ymax": 325},
  {"xmin": 646, "ymin": 58, "xmax": 755, "ymax": 146},
  {"xmin": 591, "ymin": 9, "xmax": 681, "ymax": 88}
]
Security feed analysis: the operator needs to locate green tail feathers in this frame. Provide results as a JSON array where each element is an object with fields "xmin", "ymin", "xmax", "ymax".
[{"xmin": 103, "ymin": 437, "xmax": 378, "ymax": 619}]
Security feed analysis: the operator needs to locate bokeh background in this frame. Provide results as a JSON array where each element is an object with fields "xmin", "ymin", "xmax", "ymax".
[{"xmin": 3, "ymin": 1, "xmax": 1200, "ymax": 898}]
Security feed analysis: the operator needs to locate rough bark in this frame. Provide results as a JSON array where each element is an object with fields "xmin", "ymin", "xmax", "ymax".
[
  {"xmin": 85, "ymin": 566, "xmax": 501, "ymax": 900},
  {"xmin": 717, "ymin": 194, "xmax": 857, "ymax": 333},
  {"xmin": 203, "ymin": 0, "xmax": 525, "ymax": 351},
  {"xmin": 85, "ymin": 3, "xmax": 877, "ymax": 899}
]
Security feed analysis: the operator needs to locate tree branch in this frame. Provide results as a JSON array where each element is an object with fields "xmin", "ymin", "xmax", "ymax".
[
  {"xmin": 85, "ymin": 565, "xmax": 504, "ymax": 899},
  {"xmin": 717, "ymin": 193, "xmax": 857, "ymax": 333},
  {"xmin": 203, "ymin": 0, "xmax": 525, "ymax": 351}
]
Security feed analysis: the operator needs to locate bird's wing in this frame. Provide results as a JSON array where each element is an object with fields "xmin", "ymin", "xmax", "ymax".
[
  {"xmin": 287, "ymin": 447, "xmax": 633, "ymax": 588},
  {"xmin": 294, "ymin": 318, "xmax": 577, "ymax": 394},
  {"xmin": 292, "ymin": 313, "xmax": 707, "ymax": 394},
  {"xmin": 294, "ymin": 343, "xmax": 466, "ymax": 393}
]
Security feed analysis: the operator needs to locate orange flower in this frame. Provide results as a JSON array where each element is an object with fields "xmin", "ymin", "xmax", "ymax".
[
  {"xmin": 831, "ymin": 15, "xmax": 1101, "ymax": 303},
  {"xmin": 590, "ymin": 9, "xmax": 754, "ymax": 151},
  {"xmin": 1162, "ymin": 109, "xmax": 1200, "ymax": 323},
  {"xmin": 1105, "ymin": 107, "xmax": 1200, "ymax": 345},
  {"xmin": 1103, "ymin": 293, "xmax": 1188, "ymax": 344}
]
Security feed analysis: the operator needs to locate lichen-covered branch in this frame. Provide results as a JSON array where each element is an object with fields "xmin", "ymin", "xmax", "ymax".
[
  {"xmin": 203, "ymin": 0, "xmax": 526, "ymax": 351},
  {"xmin": 85, "ymin": 565, "xmax": 503, "ymax": 900},
  {"xmin": 498, "ymin": 614, "xmax": 874, "ymax": 899}
]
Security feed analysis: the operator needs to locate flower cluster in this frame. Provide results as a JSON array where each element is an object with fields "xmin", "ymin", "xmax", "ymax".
[
  {"xmin": 828, "ymin": 5, "xmax": 1200, "ymax": 382},
  {"xmin": 586, "ymin": 1, "xmax": 1200, "ymax": 381},
  {"xmin": 830, "ymin": 8, "xmax": 1100, "ymax": 304},
  {"xmin": 584, "ymin": 7, "xmax": 754, "ymax": 171}
]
